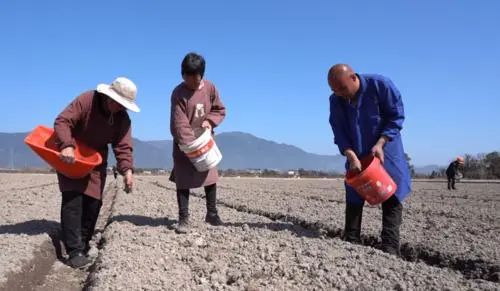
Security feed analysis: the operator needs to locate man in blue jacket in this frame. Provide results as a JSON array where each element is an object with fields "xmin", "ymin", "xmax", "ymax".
[{"xmin": 328, "ymin": 64, "xmax": 412, "ymax": 256}]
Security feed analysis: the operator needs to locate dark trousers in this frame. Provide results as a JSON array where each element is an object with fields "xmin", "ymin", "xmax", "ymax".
[
  {"xmin": 177, "ymin": 184, "xmax": 217, "ymax": 218},
  {"xmin": 61, "ymin": 191, "xmax": 102, "ymax": 257},
  {"xmin": 344, "ymin": 195, "xmax": 403, "ymax": 253},
  {"xmin": 447, "ymin": 177, "xmax": 456, "ymax": 190}
]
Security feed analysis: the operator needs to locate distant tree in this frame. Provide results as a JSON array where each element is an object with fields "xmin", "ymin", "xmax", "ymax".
[
  {"xmin": 224, "ymin": 169, "xmax": 236, "ymax": 176},
  {"xmin": 404, "ymin": 153, "xmax": 415, "ymax": 177},
  {"xmin": 261, "ymin": 169, "xmax": 281, "ymax": 177},
  {"xmin": 458, "ymin": 151, "xmax": 500, "ymax": 180},
  {"xmin": 463, "ymin": 154, "xmax": 483, "ymax": 179},
  {"xmin": 484, "ymin": 151, "xmax": 500, "ymax": 179}
]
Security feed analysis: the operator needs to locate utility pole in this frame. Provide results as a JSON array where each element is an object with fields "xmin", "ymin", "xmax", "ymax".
[{"xmin": 9, "ymin": 148, "xmax": 14, "ymax": 169}]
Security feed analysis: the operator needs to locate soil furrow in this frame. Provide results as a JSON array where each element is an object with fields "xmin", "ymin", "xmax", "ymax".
[{"xmin": 148, "ymin": 180, "xmax": 499, "ymax": 283}]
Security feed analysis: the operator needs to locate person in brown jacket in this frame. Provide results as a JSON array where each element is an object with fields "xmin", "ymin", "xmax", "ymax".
[
  {"xmin": 55, "ymin": 77, "xmax": 139, "ymax": 268},
  {"xmin": 170, "ymin": 52, "xmax": 226, "ymax": 234}
]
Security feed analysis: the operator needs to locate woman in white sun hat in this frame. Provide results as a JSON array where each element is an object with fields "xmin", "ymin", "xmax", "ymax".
[{"xmin": 54, "ymin": 77, "xmax": 139, "ymax": 268}]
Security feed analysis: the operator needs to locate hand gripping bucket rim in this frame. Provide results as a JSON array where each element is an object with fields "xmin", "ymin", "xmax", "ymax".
[
  {"xmin": 179, "ymin": 128, "xmax": 222, "ymax": 172},
  {"xmin": 24, "ymin": 125, "xmax": 103, "ymax": 178},
  {"xmin": 345, "ymin": 155, "xmax": 397, "ymax": 205}
]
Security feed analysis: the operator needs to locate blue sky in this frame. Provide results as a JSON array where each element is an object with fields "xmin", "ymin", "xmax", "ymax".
[{"xmin": 1, "ymin": 1, "xmax": 499, "ymax": 166}]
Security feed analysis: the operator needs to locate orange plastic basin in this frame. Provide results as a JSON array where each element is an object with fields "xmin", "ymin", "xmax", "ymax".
[
  {"xmin": 345, "ymin": 155, "xmax": 397, "ymax": 205},
  {"xmin": 24, "ymin": 125, "xmax": 102, "ymax": 178}
]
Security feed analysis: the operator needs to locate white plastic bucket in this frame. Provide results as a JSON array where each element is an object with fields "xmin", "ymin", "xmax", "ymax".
[{"xmin": 179, "ymin": 128, "xmax": 222, "ymax": 172}]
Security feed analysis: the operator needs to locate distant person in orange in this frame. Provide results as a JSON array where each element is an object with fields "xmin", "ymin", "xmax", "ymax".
[
  {"xmin": 446, "ymin": 156, "xmax": 464, "ymax": 190},
  {"xmin": 54, "ymin": 77, "xmax": 139, "ymax": 268},
  {"xmin": 169, "ymin": 52, "xmax": 226, "ymax": 234}
]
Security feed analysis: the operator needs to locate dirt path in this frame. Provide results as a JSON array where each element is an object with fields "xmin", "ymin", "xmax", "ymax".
[{"xmin": 0, "ymin": 174, "xmax": 119, "ymax": 291}]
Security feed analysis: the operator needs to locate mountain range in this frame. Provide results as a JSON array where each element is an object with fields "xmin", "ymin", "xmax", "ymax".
[{"xmin": 0, "ymin": 131, "xmax": 346, "ymax": 172}]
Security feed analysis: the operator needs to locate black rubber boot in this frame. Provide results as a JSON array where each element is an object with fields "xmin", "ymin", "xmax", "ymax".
[
  {"xmin": 343, "ymin": 203, "xmax": 364, "ymax": 243},
  {"xmin": 176, "ymin": 216, "xmax": 190, "ymax": 234},
  {"xmin": 67, "ymin": 252, "xmax": 92, "ymax": 269},
  {"xmin": 205, "ymin": 213, "xmax": 223, "ymax": 226},
  {"xmin": 176, "ymin": 189, "xmax": 190, "ymax": 234},
  {"xmin": 205, "ymin": 184, "xmax": 223, "ymax": 226},
  {"xmin": 381, "ymin": 195, "xmax": 403, "ymax": 256}
]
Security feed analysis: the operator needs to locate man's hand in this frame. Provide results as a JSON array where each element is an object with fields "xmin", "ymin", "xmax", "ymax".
[
  {"xmin": 123, "ymin": 169, "xmax": 133, "ymax": 193},
  {"xmin": 345, "ymin": 149, "xmax": 362, "ymax": 173},
  {"xmin": 371, "ymin": 136, "xmax": 388, "ymax": 164},
  {"xmin": 348, "ymin": 158, "xmax": 362, "ymax": 173},
  {"xmin": 201, "ymin": 120, "xmax": 212, "ymax": 131},
  {"xmin": 60, "ymin": 147, "xmax": 75, "ymax": 164}
]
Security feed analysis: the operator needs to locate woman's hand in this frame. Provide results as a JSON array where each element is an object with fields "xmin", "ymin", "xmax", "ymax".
[
  {"xmin": 60, "ymin": 147, "xmax": 75, "ymax": 164},
  {"xmin": 202, "ymin": 120, "xmax": 212, "ymax": 131},
  {"xmin": 123, "ymin": 170, "xmax": 133, "ymax": 193}
]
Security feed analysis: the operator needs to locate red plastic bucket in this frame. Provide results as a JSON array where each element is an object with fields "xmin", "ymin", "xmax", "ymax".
[
  {"xmin": 345, "ymin": 155, "xmax": 397, "ymax": 205},
  {"xmin": 24, "ymin": 125, "xmax": 102, "ymax": 178}
]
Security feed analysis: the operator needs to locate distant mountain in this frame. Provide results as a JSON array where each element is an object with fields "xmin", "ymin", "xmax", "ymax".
[
  {"xmin": 414, "ymin": 164, "xmax": 443, "ymax": 175},
  {"xmin": 108, "ymin": 138, "xmax": 173, "ymax": 169},
  {"xmin": 214, "ymin": 132, "xmax": 344, "ymax": 171},
  {"xmin": 0, "ymin": 131, "xmax": 344, "ymax": 172},
  {"xmin": 0, "ymin": 132, "xmax": 48, "ymax": 169},
  {"xmin": 146, "ymin": 140, "xmax": 173, "ymax": 151}
]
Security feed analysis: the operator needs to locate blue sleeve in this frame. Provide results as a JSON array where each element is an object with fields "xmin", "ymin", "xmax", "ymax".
[
  {"xmin": 378, "ymin": 78, "xmax": 405, "ymax": 140},
  {"xmin": 329, "ymin": 96, "xmax": 352, "ymax": 155}
]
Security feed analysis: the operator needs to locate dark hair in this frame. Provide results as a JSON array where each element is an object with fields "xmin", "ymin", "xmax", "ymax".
[{"xmin": 181, "ymin": 52, "xmax": 206, "ymax": 77}]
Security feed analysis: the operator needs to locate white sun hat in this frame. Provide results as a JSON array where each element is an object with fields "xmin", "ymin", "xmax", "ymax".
[{"xmin": 96, "ymin": 77, "xmax": 140, "ymax": 112}]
